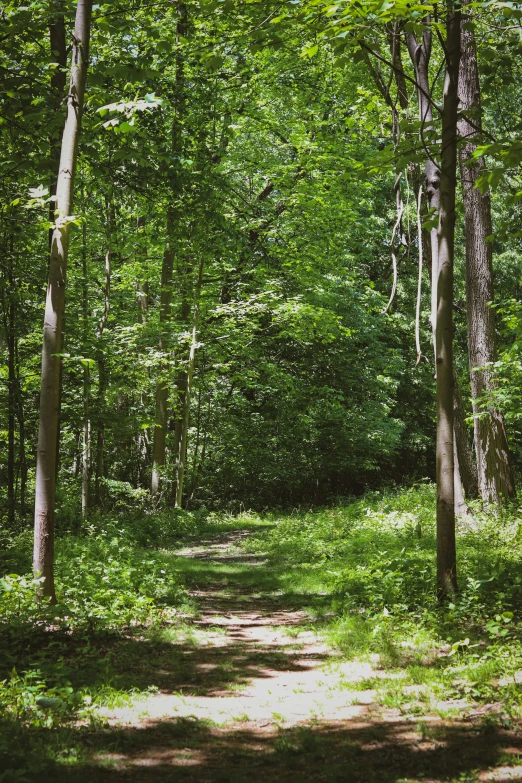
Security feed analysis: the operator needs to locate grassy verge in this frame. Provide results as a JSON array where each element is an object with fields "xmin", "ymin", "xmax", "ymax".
[
  {"xmin": 241, "ymin": 484, "xmax": 522, "ymax": 721},
  {"xmin": 2, "ymin": 485, "xmax": 522, "ymax": 779}
]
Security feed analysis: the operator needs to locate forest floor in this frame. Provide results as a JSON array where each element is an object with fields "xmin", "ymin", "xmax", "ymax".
[
  {"xmin": 3, "ymin": 488, "xmax": 522, "ymax": 782},
  {"xmin": 62, "ymin": 526, "xmax": 522, "ymax": 782}
]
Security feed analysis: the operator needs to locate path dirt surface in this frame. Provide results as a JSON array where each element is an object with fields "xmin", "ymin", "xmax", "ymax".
[{"xmin": 79, "ymin": 531, "xmax": 522, "ymax": 782}]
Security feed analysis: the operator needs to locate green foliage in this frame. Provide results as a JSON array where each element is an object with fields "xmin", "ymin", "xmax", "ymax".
[
  {"xmin": 1, "ymin": 534, "xmax": 186, "ymax": 636},
  {"xmin": 244, "ymin": 485, "xmax": 522, "ymax": 695},
  {"xmin": 3, "ymin": 491, "xmax": 522, "ymax": 777}
]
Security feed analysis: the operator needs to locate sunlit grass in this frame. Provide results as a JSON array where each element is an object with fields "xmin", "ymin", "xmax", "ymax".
[{"xmin": 3, "ymin": 485, "xmax": 522, "ymax": 779}]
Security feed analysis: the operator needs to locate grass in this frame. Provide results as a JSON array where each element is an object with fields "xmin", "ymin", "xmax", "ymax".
[{"xmin": 2, "ymin": 484, "xmax": 522, "ymax": 780}]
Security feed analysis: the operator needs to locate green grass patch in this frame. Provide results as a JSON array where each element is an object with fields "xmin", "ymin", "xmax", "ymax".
[{"xmin": 3, "ymin": 485, "xmax": 522, "ymax": 779}]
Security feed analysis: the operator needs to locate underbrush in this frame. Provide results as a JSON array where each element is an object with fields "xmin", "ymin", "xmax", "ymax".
[
  {"xmin": 0, "ymin": 503, "xmax": 265, "ymax": 775},
  {"xmin": 0, "ymin": 514, "xmax": 200, "ymax": 775},
  {"xmin": 244, "ymin": 483, "xmax": 522, "ymax": 716},
  {"xmin": 4, "ymin": 486, "xmax": 522, "ymax": 778}
]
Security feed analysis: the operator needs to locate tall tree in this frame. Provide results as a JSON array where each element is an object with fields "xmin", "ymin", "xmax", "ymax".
[
  {"xmin": 175, "ymin": 256, "xmax": 204, "ymax": 507},
  {"xmin": 436, "ymin": 5, "xmax": 461, "ymax": 598},
  {"xmin": 457, "ymin": 0, "xmax": 516, "ymax": 504},
  {"xmin": 33, "ymin": 0, "xmax": 93, "ymax": 601},
  {"xmin": 4, "ymin": 237, "xmax": 16, "ymax": 526},
  {"xmin": 94, "ymin": 199, "xmax": 112, "ymax": 505}
]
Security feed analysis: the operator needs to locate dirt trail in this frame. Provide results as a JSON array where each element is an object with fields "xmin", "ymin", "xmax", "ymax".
[
  {"xmin": 90, "ymin": 531, "xmax": 522, "ymax": 782},
  {"xmin": 101, "ymin": 530, "xmax": 375, "ymax": 727}
]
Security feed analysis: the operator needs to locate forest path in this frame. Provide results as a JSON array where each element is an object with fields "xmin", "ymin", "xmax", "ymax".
[
  {"xmin": 100, "ymin": 529, "xmax": 374, "ymax": 727},
  {"xmin": 85, "ymin": 530, "xmax": 522, "ymax": 782}
]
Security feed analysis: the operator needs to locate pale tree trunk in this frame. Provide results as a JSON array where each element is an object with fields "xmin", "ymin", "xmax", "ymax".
[
  {"xmin": 175, "ymin": 257, "xmax": 204, "ymax": 508},
  {"xmin": 95, "ymin": 362, "xmax": 105, "ymax": 504},
  {"xmin": 436, "ymin": 6, "xmax": 460, "ymax": 599},
  {"xmin": 137, "ymin": 216, "xmax": 148, "ymax": 323},
  {"xmin": 186, "ymin": 382, "xmax": 203, "ymax": 507},
  {"xmin": 187, "ymin": 389, "xmax": 211, "ymax": 507},
  {"xmin": 5, "ymin": 238, "xmax": 16, "ymax": 526},
  {"xmin": 49, "ymin": 4, "xmax": 68, "ymax": 475},
  {"xmin": 454, "ymin": 369, "xmax": 478, "ymax": 512},
  {"xmin": 33, "ymin": 0, "xmax": 92, "ymax": 602},
  {"xmin": 151, "ymin": 1, "xmax": 186, "ymax": 497},
  {"xmin": 453, "ymin": 441, "xmax": 466, "ymax": 517},
  {"xmin": 406, "ymin": 26, "xmax": 440, "ymax": 357},
  {"xmin": 15, "ymin": 341, "xmax": 27, "ymax": 517},
  {"xmin": 454, "ymin": 371, "xmax": 478, "ymax": 498},
  {"xmin": 94, "ymin": 200, "xmax": 111, "ymax": 506},
  {"xmin": 457, "ymin": 1, "xmax": 515, "ymax": 504},
  {"xmin": 81, "ymin": 212, "xmax": 89, "ymax": 518},
  {"xmin": 151, "ymin": 231, "xmax": 174, "ymax": 496},
  {"xmin": 82, "ymin": 379, "xmax": 90, "ymax": 516},
  {"xmin": 171, "ymin": 258, "xmax": 192, "ymax": 503},
  {"xmin": 136, "ymin": 216, "xmax": 150, "ymax": 485}
]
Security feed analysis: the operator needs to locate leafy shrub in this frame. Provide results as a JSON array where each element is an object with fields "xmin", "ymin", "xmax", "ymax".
[{"xmin": 0, "ymin": 537, "xmax": 186, "ymax": 635}]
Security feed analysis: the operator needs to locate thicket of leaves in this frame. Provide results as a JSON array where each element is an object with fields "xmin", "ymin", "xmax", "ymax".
[{"xmin": 1, "ymin": 0, "xmax": 522, "ymax": 516}]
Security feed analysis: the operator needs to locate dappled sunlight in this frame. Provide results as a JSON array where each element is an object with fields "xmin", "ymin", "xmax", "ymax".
[
  {"xmin": 59, "ymin": 529, "xmax": 520, "ymax": 783},
  {"xmin": 5, "ymin": 507, "xmax": 522, "ymax": 782},
  {"xmin": 53, "ymin": 715, "xmax": 522, "ymax": 782}
]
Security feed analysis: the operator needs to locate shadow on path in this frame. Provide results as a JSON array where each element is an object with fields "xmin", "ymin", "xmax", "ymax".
[
  {"xmin": 4, "ymin": 530, "xmax": 522, "ymax": 783},
  {"xmin": 53, "ymin": 715, "xmax": 522, "ymax": 782}
]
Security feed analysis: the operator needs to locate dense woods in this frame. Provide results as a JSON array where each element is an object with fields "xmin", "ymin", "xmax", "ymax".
[{"xmin": 4, "ymin": 0, "xmax": 522, "ymax": 779}]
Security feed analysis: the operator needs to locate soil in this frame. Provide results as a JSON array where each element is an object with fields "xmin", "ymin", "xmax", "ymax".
[{"xmin": 61, "ymin": 531, "xmax": 522, "ymax": 783}]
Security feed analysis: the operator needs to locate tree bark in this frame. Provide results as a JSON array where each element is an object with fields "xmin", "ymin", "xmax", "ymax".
[
  {"xmin": 95, "ymin": 361, "xmax": 105, "ymax": 505},
  {"xmin": 33, "ymin": 0, "xmax": 92, "ymax": 602},
  {"xmin": 49, "ymin": 4, "xmax": 68, "ymax": 474},
  {"xmin": 170, "ymin": 259, "xmax": 192, "ymax": 503},
  {"xmin": 81, "ymin": 212, "xmax": 89, "ymax": 518},
  {"xmin": 175, "ymin": 256, "xmax": 204, "ymax": 508},
  {"xmin": 15, "ymin": 340, "xmax": 27, "ymax": 517},
  {"xmin": 436, "ymin": 7, "xmax": 460, "ymax": 599},
  {"xmin": 454, "ymin": 369, "xmax": 478, "ymax": 502},
  {"xmin": 457, "ymin": 1, "xmax": 515, "ymax": 504},
  {"xmin": 94, "ymin": 201, "xmax": 111, "ymax": 506},
  {"xmin": 7, "ymin": 241, "xmax": 16, "ymax": 526},
  {"xmin": 136, "ymin": 216, "xmax": 150, "ymax": 485},
  {"xmin": 151, "ymin": 233, "xmax": 174, "ymax": 496}
]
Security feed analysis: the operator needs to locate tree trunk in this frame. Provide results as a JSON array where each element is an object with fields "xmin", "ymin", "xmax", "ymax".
[
  {"xmin": 95, "ymin": 359, "xmax": 105, "ymax": 504},
  {"xmin": 7, "ymin": 242, "xmax": 16, "ymax": 526},
  {"xmin": 136, "ymin": 216, "xmax": 150, "ymax": 485},
  {"xmin": 171, "ymin": 262, "xmax": 192, "ymax": 503},
  {"xmin": 15, "ymin": 341, "xmax": 27, "ymax": 517},
  {"xmin": 187, "ymin": 390, "xmax": 210, "ymax": 507},
  {"xmin": 49, "ymin": 4, "xmax": 68, "ymax": 474},
  {"xmin": 457, "ymin": 0, "xmax": 515, "ymax": 504},
  {"xmin": 137, "ymin": 216, "xmax": 149, "ymax": 322},
  {"xmin": 94, "ymin": 202, "xmax": 111, "ymax": 506},
  {"xmin": 175, "ymin": 257, "xmax": 204, "ymax": 509},
  {"xmin": 151, "ymin": 235, "xmax": 174, "ymax": 497},
  {"xmin": 81, "ymin": 212, "xmax": 89, "ymax": 518},
  {"xmin": 33, "ymin": 0, "xmax": 92, "ymax": 602},
  {"xmin": 406, "ymin": 23, "xmax": 474, "ymax": 505},
  {"xmin": 436, "ymin": 7, "xmax": 460, "ymax": 599},
  {"xmin": 453, "ymin": 369, "xmax": 478, "ymax": 501}
]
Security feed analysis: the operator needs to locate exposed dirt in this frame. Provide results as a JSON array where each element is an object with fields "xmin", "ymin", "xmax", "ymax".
[{"xmin": 65, "ymin": 531, "xmax": 522, "ymax": 783}]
